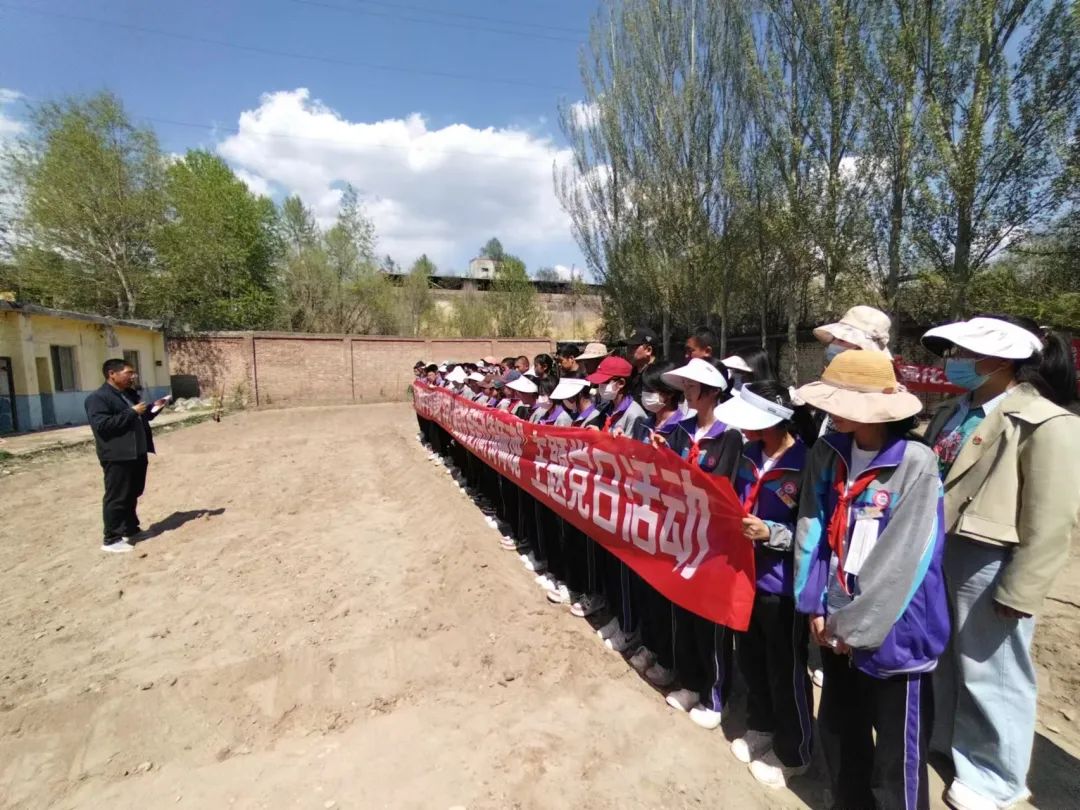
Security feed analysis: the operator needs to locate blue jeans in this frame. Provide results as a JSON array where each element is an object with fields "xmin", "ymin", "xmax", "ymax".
[{"xmin": 932, "ymin": 538, "xmax": 1036, "ymax": 806}]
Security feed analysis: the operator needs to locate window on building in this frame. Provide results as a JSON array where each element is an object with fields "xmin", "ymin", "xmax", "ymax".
[
  {"xmin": 50, "ymin": 346, "xmax": 77, "ymax": 392},
  {"xmin": 122, "ymin": 349, "xmax": 141, "ymax": 378}
]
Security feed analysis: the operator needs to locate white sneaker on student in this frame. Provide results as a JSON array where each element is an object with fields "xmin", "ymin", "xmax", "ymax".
[
  {"xmin": 520, "ymin": 553, "xmax": 545, "ymax": 573},
  {"xmin": 665, "ymin": 688, "xmax": 699, "ymax": 713},
  {"xmin": 644, "ymin": 663, "xmax": 676, "ymax": 687},
  {"xmin": 689, "ymin": 705, "xmax": 723, "ymax": 730},
  {"xmin": 596, "ymin": 617, "xmax": 620, "ymax": 641},
  {"xmin": 535, "ymin": 574, "xmax": 557, "ymax": 592},
  {"xmin": 101, "ymin": 539, "xmax": 134, "ymax": 553},
  {"xmin": 499, "ymin": 536, "xmax": 518, "ymax": 550},
  {"xmin": 546, "ymin": 584, "xmax": 571, "ymax": 604},
  {"xmin": 485, "ymin": 516, "xmax": 499, "ymax": 529},
  {"xmin": 731, "ymin": 730, "xmax": 774, "ymax": 764},
  {"xmin": 749, "ymin": 751, "xmax": 808, "ymax": 790},
  {"xmin": 945, "ymin": 780, "xmax": 1005, "ymax": 810},
  {"xmin": 628, "ymin": 646, "xmax": 656, "ymax": 673},
  {"xmin": 569, "ymin": 593, "xmax": 606, "ymax": 618},
  {"xmin": 605, "ymin": 628, "xmax": 639, "ymax": 654},
  {"xmin": 811, "ymin": 668, "xmax": 824, "ymax": 688}
]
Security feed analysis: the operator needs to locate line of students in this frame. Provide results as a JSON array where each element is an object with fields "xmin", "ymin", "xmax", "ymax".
[{"xmin": 411, "ymin": 310, "xmax": 1080, "ymax": 810}]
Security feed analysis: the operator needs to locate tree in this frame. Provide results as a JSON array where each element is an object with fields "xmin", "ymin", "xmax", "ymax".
[
  {"xmin": 479, "ymin": 237, "xmax": 505, "ymax": 261},
  {"xmin": 5, "ymin": 91, "xmax": 165, "ymax": 317},
  {"xmin": 279, "ymin": 194, "xmax": 319, "ymax": 257},
  {"xmin": 914, "ymin": 0, "xmax": 1080, "ymax": 315},
  {"xmin": 452, "ymin": 290, "xmax": 493, "ymax": 337},
  {"xmin": 534, "ymin": 266, "xmax": 561, "ymax": 283},
  {"xmin": 489, "ymin": 255, "xmax": 548, "ymax": 337},
  {"xmin": 400, "ymin": 254, "xmax": 435, "ymax": 336},
  {"xmin": 153, "ymin": 150, "xmax": 280, "ymax": 330}
]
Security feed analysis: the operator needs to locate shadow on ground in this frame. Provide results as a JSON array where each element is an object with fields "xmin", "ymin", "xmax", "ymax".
[{"xmin": 137, "ymin": 508, "xmax": 226, "ymax": 542}]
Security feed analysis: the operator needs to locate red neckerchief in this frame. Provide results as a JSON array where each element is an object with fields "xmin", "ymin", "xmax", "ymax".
[
  {"xmin": 687, "ymin": 419, "xmax": 725, "ymax": 468},
  {"xmin": 603, "ymin": 395, "xmax": 631, "ymax": 432},
  {"xmin": 826, "ymin": 456, "xmax": 880, "ymax": 594},
  {"xmin": 741, "ymin": 465, "xmax": 786, "ymax": 514}
]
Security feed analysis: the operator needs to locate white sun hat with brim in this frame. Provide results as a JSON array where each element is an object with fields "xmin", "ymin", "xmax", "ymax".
[
  {"xmin": 921, "ymin": 317, "xmax": 1043, "ymax": 360},
  {"xmin": 577, "ymin": 342, "xmax": 609, "ymax": 361},
  {"xmin": 715, "ymin": 387, "xmax": 793, "ymax": 431},
  {"xmin": 796, "ymin": 350, "xmax": 921, "ymax": 423},
  {"xmin": 813, "ymin": 305, "xmax": 893, "ymax": 358},
  {"xmin": 437, "ymin": 363, "xmax": 448, "ymax": 373},
  {"xmin": 446, "ymin": 367, "xmax": 468, "ymax": 385},
  {"xmin": 721, "ymin": 355, "xmax": 753, "ymax": 374},
  {"xmin": 661, "ymin": 358, "xmax": 729, "ymax": 392},
  {"xmin": 467, "ymin": 371, "xmax": 486, "ymax": 383},
  {"xmin": 506, "ymin": 375, "xmax": 539, "ymax": 394},
  {"xmin": 551, "ymin": 377, "xmax": 590, "ymax": 401}
]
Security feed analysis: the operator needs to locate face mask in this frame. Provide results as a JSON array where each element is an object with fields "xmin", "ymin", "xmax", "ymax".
[
  {"xmin": 537, "ymin": 396, "xmax": 551, "ymax": 407},
  {"xmin": 824, "ymin": 343, "xmax": 847, "ymax": 364},
  {"xmin": 642, "ymin": 392, "xmax": 665, "ymax": 413},
  {"xmin": 944, "ymin": 358, "xmax": 989, "ymax": 391},
  {"xmin": 599, "ymin": 382, "xmax": 619, "ymax": 403}
]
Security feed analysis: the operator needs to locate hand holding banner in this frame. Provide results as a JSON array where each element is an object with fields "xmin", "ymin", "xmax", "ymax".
[{"xmin": 414, "ymin": 383, "xmax": 756, "ymax": 630}]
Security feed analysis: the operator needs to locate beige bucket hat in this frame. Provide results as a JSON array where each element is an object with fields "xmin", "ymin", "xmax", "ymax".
[
  {"xmin": 795, "ymin": 350, "xmax": 921, "ymax": 423},
  {"xmin": 814, "ymin": 306, "xmax": 893, "ymax": 357}
]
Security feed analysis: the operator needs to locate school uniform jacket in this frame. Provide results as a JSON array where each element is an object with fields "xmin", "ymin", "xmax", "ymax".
[
  {"xmin": 735, "ymin": 440, "xmax": 808, "ymax": 597},
  {"xmin": 665, "ymin": 416, "xmax": 742, "ymax": 482},
  {"xmin": 793, "ymin": 433, "xmax": 949, "ymax": 678},
  {"xmin": 604, "ymin": 396, "xmax": 647, "ymax": 436},
  {"xmin": 572, "ymin": 403, "xmax": 604, "ymax": 429},
  {"xmin": 630, "ymin": 409, "xmax": 684, "ymax": 443},
  {"xmin": 541, "ymin": 405, "xmax": 573, "ymax": 427},
  {"xmin": 923, "ymin": 383, "xmax": 1080, "ymax": 615}
]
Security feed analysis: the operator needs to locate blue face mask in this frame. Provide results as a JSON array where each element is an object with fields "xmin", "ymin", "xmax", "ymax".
[
  {"xmin": 944, "ymin": 358, "xmax": 989, "ymax": 390},
  {"xmin": 824, "ymin": 343, "xmax": 847, "ymax": 365}
]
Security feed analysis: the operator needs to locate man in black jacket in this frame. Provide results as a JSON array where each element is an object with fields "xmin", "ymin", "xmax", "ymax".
[{"xmin": 85, "ymin": 358, "xmax": 168, "ymax": 553}]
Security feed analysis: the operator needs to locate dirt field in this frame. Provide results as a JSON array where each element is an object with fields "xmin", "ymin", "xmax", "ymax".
[{"xmin": 1, "ymin": 404, "xmax": 1077, "ymax": 809}]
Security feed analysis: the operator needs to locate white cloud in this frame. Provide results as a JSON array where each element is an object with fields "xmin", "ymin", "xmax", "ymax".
[
  {"xmin": 0, "ymin": 87, "xmax": 25, "ymax": 139},
  {"xmin": 233, "ymin": 168, "xmax": 273, "ymax": 198},
  {"xmin": 216, "ymin": 88, "xmax": 578, "ymax": 270},
  {"xmin": 568, "ymin": 100, "xmax": 600, "ymax": 131},
  {"xmin": 552, "ymin": 263, "xmax": 585, "ymax": 281}
]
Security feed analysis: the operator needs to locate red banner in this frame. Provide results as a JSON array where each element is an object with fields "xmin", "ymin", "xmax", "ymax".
[
  {"xmin": 894, "ymin": 357, "xmax": 963, "ymax": 395},
  {"xmin": 413, "ymin": 383, "xmax": 755, "ymax": 630}
]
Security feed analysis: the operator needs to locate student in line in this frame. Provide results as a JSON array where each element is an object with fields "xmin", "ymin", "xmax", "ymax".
[
  {"xmin": 720, "ymin": 347, "xmax": 775, "ymax": 391},
  {"xmin": 557, "ymin": 344, "xmax": 583, "ymax": 378},
  {"xmin": 514, "ymin": 356, "xmax": 532, "ymax": 375},
  {"xmin": 814, "ymin": 305, "xmax": 893, "ymax": 362},
  {"xmin": 717, "ymin": 381, "xmax": 816, "ymax": 789},
  {"xmin": 684, "ymin": 326, "xmax": 719, "ymax": 360},
  {"xmin": 921, "ymin": 315, "xmax": 1080, "ymax": 810},
  {"xmin": 653, "ymin": 358, "xmax": 742, "ymax": 728},
  {"xmin": 576, "ymin": 342, "xmax": 610, "ymax": 377},
  {"xmin": 794, "ymin": 349, "xmax": 949, "ymax": 809},
  {"xmin": 626, "ymin": 328, "xmax": 660, "ymax": 404},
  {"xmin": 534, "ymin": 353, "xmax": 558, "ymax": 381}
]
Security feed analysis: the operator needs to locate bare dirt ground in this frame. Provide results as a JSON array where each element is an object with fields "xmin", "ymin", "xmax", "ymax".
[{"xmin": 1, "ymin": 404, "xmax": 1077, "ymax": 810}]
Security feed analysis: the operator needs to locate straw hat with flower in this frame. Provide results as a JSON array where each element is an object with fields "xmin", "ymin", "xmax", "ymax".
[{"xmin": 795, "ymin": 350, "xmax": 921, "ymax": 423}]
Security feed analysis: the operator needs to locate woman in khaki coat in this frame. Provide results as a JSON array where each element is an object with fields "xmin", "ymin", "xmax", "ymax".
[{"xmin": 921, "ymin": 315, "xmax": 1080, "ymax": 810}]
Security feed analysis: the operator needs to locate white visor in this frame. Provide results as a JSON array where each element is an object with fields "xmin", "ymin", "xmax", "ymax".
[
  {"xmin": 721, "ymin": 355, "xmax": 753, "ymax": 373},
  {"xmin": 661, "ymin": 358, "xmax": 728, "ymax": 392},
  {"xmin": 715, "ymin": 387, "xmax": 793, "ymax": 431},
  {"xmin": 467, "ymin": 372, "xmax": 486, "ymax": 382},
  {"xmin": 506, "ymin": 376, "xmax": 539, "ymax": 394},
  {"xmin": 551, "ymin": 377, "xmax": 590, "ymax": 401},
  {"xmin": 922, "ymin": 317, "xmax": 1042, "ymax": 360},
  {"xmin": 446, "ymin": 368, "xmax": 467, "ymax": 384}
]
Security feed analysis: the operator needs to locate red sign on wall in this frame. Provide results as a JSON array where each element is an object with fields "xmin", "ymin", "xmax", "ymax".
[{"xmin": 894, "ymin": 357, "xmax": 963, "ymax": 395}]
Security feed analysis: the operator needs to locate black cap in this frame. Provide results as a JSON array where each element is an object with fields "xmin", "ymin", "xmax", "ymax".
[{"xmin": 626, "ymin": 327, "xmax": 659, "ymax": 347}]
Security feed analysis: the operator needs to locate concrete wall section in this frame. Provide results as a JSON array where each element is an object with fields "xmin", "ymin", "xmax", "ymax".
[{"xmin": 167, "ymin": 333, "xmax": 556, "ymax": 406}]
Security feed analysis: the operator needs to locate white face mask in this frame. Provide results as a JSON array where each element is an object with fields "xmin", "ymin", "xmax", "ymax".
[
  {"xmin": 599, "ymin": 382, "xmax": 619, "ymax": 403},
  {"xmin": 535, "ymin": 396, "xmax": 551, "ymax": 412},
  {"xmin": 641, "ymin": 391, "xmax": 665, "ymax": 413}
]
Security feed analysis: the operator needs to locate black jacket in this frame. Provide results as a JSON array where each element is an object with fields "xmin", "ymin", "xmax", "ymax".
[{"xmin": 85, "ymin": 383, "xmax": 158, "ymax": 462}]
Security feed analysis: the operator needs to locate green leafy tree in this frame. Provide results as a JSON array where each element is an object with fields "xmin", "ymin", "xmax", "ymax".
[
  {"xmin": 451, "ymin": 290, "xmax": 493, "ymax": 337},
  {"xmin": 400, "ymin": 254, "xmax": 435, "ymax": 336},
  {"xmin": 489, "ymin": 255, "xmax": 548, "ymax": 337},
  {"xmin": 153, "ymin": 150, "xmax": 280, "ymax": 330},
  {"xmin": 279, "ymin": 194, "xmax": 319, "ymax": 257},
  {"xmin": 5, "ymin": 91, "xmax": 165, "ymax": 317},
  {"xmin": 479, "ymin": 237, "xmax": 505, "ymax": 261}
]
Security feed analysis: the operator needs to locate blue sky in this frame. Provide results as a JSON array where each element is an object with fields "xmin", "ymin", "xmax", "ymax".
[{"xmin": 0, "ymin": 0, "xmax": 596, "ymax": 276}]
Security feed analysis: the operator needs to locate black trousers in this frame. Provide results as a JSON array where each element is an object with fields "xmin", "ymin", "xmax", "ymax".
[
  {"xmin": 673, "ymin": 605, "xmax": 733, "ymax": 711},
  {"xmin": 561, "ymin": 522, "xmax": 599, "ymax": 596},
  {"xmin": 819, "ymin": 648, "xmax": 932, "ymax": 810},
  {"xmin": 735, "ymin": 593, "xmax": 813, "ymax": 766},
  {"xmin": 635, "ymin": 577, "xmax": 674, "ymax": 668},
  {"xmin": 101, "ymin": 457, "xmax": 148, "ymax": 542}
]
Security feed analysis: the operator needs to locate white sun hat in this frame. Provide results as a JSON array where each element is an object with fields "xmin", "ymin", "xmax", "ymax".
[
  {"xmin": 813, "ymin": 306, "xmax": 893, "ymax": 357},
  {"xmin": 506, "ymin": 375, "xmax": 539, "ymax": 394},
  {"xmin": 921, "ymin": 317, "xmax": 1043, "ymax": 360},
  {"xmin": 446, "ymin": 366, "xmax": 468, "ymax": 385},
  {"xmin": 715, "ymin": 387, "xmax": 793, "ymax": 431},
  {"xmin": 467, "ymin": 371, "xmax": 486, "ymax": 383},
  {"xmin": 721, "ymin": 355, "xmax": 753, "ymax": 373},
  {"xmin": 437, "ymin": 363, "xmax": 448, "ymax": 373},
  {"xmin": 551, "ymin": 377, "xmax": 590, "ymax": 401},
  {"xmin": 661, "ymin": 358, "xmax": 728, "ymax": 392}
]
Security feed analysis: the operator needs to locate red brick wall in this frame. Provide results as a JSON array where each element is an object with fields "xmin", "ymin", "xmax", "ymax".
[{"xmin": 167, "ymin": 333, "xmax": 554, "ymax": 406}]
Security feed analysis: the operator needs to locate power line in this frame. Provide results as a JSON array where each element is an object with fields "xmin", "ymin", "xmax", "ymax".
[
  {"xmin": 0, "ymin": 3, "xmax": 576, "ymax": 93},
  {"xmin": 345, "ymin": 0, "xmax": 588, "ymax": 36},
  {"xmin": 289, "ymin": 0, "xmax": 583, "ymax": 44}
]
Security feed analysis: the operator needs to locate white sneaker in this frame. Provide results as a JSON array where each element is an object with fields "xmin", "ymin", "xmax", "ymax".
[
  {"xmin": 570, "ymin": 593, "xmax": 606, "ymax": 618},
  {"xmin": 485, "ymin": 516, "xmax": 499, "ymax": 530},
  {"xmin": 535, "ymin": 574, "xmax": 558, "ymax": 592},
  {"xmin": 665, "ymin": 688, "xmax": 700, "ymax": 713},
  {"xmin": 101, "ymin": 539, "xmax": 134, "ymax": 553},
  {"xmin": 499, "ymin": 537, "xmax": 518, "ymax": 550},
  {"xmin": 628, "ymin": 646, "xmax": 656, "ymax": 673},
  {"xmin": 811, "ymin": 668, "xmax": 824, "ymax": 688},
  {"xmin": 731, "ymin": 730, "xmax": 774, "ymax": 764},
  {"xmin": 520, "ymin": 553, "xmax": 545, "ymax": 573},
  {"xmin": 546, "ymin": 584, "xmax": 571, "ymax": 604},
  {"xmin": 945, "ymin": 780, "xmax": 1004, "ymax": 810},
  {"xmin": 749, "ymin": 751, "xmax": 808, "ymax": 789},
  {"xmin": 644, "ymin": 663, "xmax": 676, "ymax": 687},
  {"xmin": 605, "ymin": 629, "xmax": 639, "ymax": 653},
  {"xmin": 689, "ymin": 705, "xmax": 723, "ymax": 730},
  {"xmin": 596, "ymin": 617, "xmax": 620, "ymax": 641}
]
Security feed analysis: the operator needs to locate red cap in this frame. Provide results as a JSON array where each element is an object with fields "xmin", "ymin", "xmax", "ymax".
[{"xmin": 586, "ymin": 355, "xmax": 633, "ymax": 383}]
